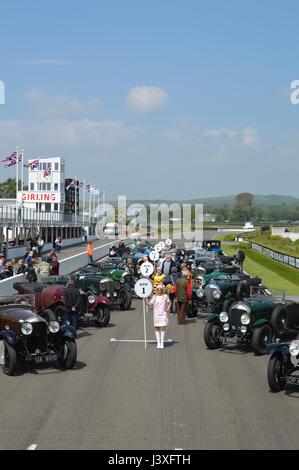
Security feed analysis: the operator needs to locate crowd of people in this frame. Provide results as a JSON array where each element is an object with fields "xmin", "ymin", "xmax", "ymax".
[{"xmin": 0, "ymin": 235, "xmax": 62, "ymax": 282}]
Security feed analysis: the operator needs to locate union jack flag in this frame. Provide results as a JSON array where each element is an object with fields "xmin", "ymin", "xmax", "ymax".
[
  {"xmin": 3, "ymin": 153, "xmax": 21, "ymax": 167},
  {"xmin": 43, "ymin": 167, "xmax": 52, "ymax": 177},
  {"xmin": 0, "ymin": 151, "xmax": 19, "ymax": 166},
  {"xmin": 66, "ymin": 179, "xmax": 78, "ymax": 190},
  {"xmin": 24, "ymin": 159, "xmax": 39, "ymax": 169}
]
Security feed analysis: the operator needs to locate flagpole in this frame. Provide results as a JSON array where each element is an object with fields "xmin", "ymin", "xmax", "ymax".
[
  {"xmin": 98, "ymin": 189, "xmax": 100, "ymax": 220},
  {"xmin": 21, "ymin": 149, "xmax": 24, "ymax": 225},
  {"xmin": 21, "ymin": 149, "xmax": 24, "ymax": 193},
  {"xmin": 88, "ymin": 185, "xmax": 92, "ymax": 227},
  {"xmin": 15, "ymin": 146, "xmax": 19, "ymax": 222},
  {"xmin": 75, "ymin": 175, "xmax": 77, "ymax": 226},
  {"xmin": 103, "ymin": 189, "xmax": 106, "ymax": 218},
  {"xmin": 83, "ymin": 179, "xmax": 86, "ymax": 228}
]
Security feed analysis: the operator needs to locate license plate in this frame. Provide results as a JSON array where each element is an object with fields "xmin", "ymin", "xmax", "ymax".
[
  {"xmin": 35, "ymin": 354, "xmax": 57, "ymax": 364},
  {"xmin": 286, "ymin": 376, "xmax": 299, "ymax": 386},
  {"xmin": 224, "ymin": 337, "xmax": 238, "ymax": 344}
]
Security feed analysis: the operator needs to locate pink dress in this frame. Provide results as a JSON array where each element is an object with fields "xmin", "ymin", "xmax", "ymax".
[{"xmin": 150, "ymin": 294, "xmax": 170, "ymax": 327}]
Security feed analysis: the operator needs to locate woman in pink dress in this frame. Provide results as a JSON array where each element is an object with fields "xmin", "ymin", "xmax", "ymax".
[{"xmin": 149, "ymin": 284, "xmax": 171, "ymax": 349}]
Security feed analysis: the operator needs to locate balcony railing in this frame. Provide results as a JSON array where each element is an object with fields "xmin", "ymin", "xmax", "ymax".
[{"xmin": 0, "ymin": 205, "xmax": 98, "ymax": 226}]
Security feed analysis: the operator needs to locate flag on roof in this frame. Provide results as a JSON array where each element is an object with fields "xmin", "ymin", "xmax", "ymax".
[
  {"xmin": 24, "ymin": 159, "xmax": 39, "ymax": 169},
  {"xmin": 0, "ymin": 151, "xmax": 18, "ymax": 166},
  {"xmin": 43, "ymin": 167, "xmax": 52, "ymax": 177}
]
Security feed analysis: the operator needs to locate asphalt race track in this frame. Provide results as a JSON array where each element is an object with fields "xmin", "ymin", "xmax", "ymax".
[
  {"xmin": 1, "ymin": 231, "xmax": 299, "ymax": 450},
  {"xmin": 1, "ymin": 297, "xmax": 299, "ymax": 450}
]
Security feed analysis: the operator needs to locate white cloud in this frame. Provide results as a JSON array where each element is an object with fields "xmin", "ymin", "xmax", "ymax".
[
  {"xmin": 204, "ymin": 126, "xmax": 259, "ymax": 148},
  {"xmin": 203, "ymin": 128, "xmax": 237, "ymax": 140},
  {"xmin": 13, "ymin": 59, "xmax": 75, "ymax": 65},
  {"xmin": 125, "ymin": 86, "xmax": 169, "ymax": 113},
  {"xmin": 24, "ymin": 88, "xmax": 101, "ymax": 118},
  {"xmin": 242, "ymin": 127, "xmax": 259, "ymax": 148}
]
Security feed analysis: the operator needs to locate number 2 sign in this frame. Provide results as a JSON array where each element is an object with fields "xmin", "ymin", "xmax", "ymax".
[{"xmin": 140, "ymin": 262, "xmax": 154, "ymax": 277}]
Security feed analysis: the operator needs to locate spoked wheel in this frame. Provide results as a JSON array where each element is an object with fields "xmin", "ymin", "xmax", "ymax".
[
  {"xmin": 252, "ymin": 325, "xmax": 274, "ymax": 356},
  {"xmin": 204, "ymin": 321, "xmax": 223, "ymax": 349},
  {"xmin": 267, "ymin": 354, "xmax": 286, "ymax": 392},
  {"xmin": 94, "ymin": 306, "xmax": 110, "ymax": 328},
  {"xmin": 271, "ymin": 305, "xmax": 288, "ymax": 336},
  {"xmin": 119, "ymin": 289, "xmax": 132, "ymax": 310},
  {"xmin": 57, "ymin": 339, "xmax": 77, "ymax": 369},
  {"xmin": 1, "ymin": 341, "xmax": 17, "ymax": 376}
]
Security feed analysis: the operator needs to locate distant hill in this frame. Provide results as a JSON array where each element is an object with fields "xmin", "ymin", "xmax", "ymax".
[{"xmin": 109, "ymin": 194, "xmax": 299, "ymax": 207}]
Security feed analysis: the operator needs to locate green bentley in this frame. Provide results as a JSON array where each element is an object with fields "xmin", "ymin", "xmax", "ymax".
[{"xmin": 203, "ymin": 295, "xmax": 288, "ymax": 355}]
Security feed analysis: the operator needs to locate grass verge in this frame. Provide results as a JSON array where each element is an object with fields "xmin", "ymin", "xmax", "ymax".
[{"xmin": 223, "ymin": 245, "xmax": 299, "ymax": 296}]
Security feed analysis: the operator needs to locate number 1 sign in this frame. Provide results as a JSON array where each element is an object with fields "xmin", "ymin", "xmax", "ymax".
[{"xmin": 134, "ymin": 278, "xmax": 153, "ymax": 298}]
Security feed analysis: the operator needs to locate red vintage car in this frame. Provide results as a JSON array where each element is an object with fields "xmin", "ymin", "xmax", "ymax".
[{"xmin": 13, "ymin": 282, "xmax": 111, "ymax": 328}]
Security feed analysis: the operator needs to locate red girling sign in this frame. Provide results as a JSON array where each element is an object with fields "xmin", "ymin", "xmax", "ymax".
[{"xmin": 22, "ymin": 192, "xmax": 57, "ymax": 202}]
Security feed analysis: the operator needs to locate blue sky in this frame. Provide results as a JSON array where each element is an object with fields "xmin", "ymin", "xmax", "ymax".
[{"xmin": 0, "ymin": 0, "xmax": 298, "ymax": 199}]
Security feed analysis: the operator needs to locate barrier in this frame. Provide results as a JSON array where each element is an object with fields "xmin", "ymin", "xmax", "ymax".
[
  {"xmin": 6, "ymin": 236, "xmax": 98, "ymax": 260},
  {"xmin": 251, "ymin": 242, "xmax": 299, "ymax": 269}
]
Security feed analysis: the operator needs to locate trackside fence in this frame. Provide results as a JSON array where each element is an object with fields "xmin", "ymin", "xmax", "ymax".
[{"xmin": 250, "ymin": 242, "xmax": 299, "ymax": 270}]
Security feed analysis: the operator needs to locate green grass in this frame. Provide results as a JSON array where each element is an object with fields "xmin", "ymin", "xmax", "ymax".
[
  {"xmin": 245, "ymin": 229, "xmax": 299, "ymax": 257},
  {"xmin": 217, "ymin": 233, "xmax": 238, "ymax": 242},
  {"xmin": 223, "ymin": 245, "xmax": 299, "ymax": 296}
]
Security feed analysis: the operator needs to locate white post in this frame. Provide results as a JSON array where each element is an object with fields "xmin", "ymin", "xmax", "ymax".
[
  {"xmin": 21, "ymin": 149, "xmax": 24, "ymax": 225},
  {"xmin": 21, "ymin": 149, "xmax": 24, "ymax": 193},
  {"xmin": 75, "ymin": 176, "xmax": 77, "ymax": 226},
  {"xmin": 143, "ymin": 298, "xmax": 147, "ymax": 350},
  {"xmin": 15, "ymin": 146, "xmax": 19, "ymax": 222},
  {"xmin": 82, "ymin": 179, "xmax": 86, "ymax": 228},
  {"xmin": 98, "ymin": 189, "xmax": 100, "ymax": 220},
  {"xmin": 88, "ymin": 186, "xmax": 92, "ymax": 227}
]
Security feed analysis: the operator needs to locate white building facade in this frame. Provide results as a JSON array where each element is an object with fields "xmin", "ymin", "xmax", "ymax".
[{"xmin": 17, "ymin": 157, "xmax": 65, "ymax": 213}]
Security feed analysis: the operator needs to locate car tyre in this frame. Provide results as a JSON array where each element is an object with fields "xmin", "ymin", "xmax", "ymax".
[
  {"xmin": 94, "ymin": 306, "xmax": 110, "ymax": 328},
  {"xmin": 222, "ymin": 297, "xmax": 236, "ymax": 313},
  {"xmin": 252, "ymin": 324, "xmax": 274, "ymax": 356},
  {"xmin": 40, "ymin": 308, "xmax": 56, "ymax": 323},
  {"xmin": 271, "ymin": 305, "xmax": 288, "ymax": 336},
  {"xmin": 58, "ymin": 339, "xmax": 77, "ymax": 369},
  {"xmin": 1, "ymin": 341, "xmax": 17, "ymax": 376},
  {"xmin": 267, "ymin": 354, "xmax": 286, "ymax": 392},
  {"xmin": 54, "ymin": 305, "xmax": 67, "ymax": 324},
  {"xmin": 119, "ymin": 289, "xmax": 132, "ymax": 310},
  {"xmin": 204, "ymin": 321, "xmax": 222, "ymax": 349}
]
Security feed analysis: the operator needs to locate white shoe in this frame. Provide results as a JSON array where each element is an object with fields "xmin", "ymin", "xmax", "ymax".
[{"xmin": 155, "ymin": 331, "xmax": 161, "ymax": 348}]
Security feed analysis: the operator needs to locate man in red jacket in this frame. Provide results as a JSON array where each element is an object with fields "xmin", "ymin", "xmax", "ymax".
[{"xmin": 173, "ymin": 271, "xmax": 192, "ymax": 325}]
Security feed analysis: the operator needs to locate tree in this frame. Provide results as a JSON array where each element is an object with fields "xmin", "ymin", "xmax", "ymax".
[
  {"xmin": 234, "ymin": 192, "xmax": 254, "ymax": 209},
  {"xmin": 0, "ymin": 178, "xmax": 28, "ymax": 198}
]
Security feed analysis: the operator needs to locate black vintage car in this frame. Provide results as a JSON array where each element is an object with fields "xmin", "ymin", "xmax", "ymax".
[
  {"xmin": 203, "ymin": 276, "xmax": 263, "ymax": 313},
  {"xmin": 0, "ymin": 294, "xmax": 77, "ymax": 375},
  {"xmin": 204, "ymin": 294, "xmax": 286, "ymax": 355},
  {"xmin": 43, "ymin": 272, "xmax": 132, "ymax": 311},
  {"xmin": 267, "ymin": 303, "xmax": 299, "ymax": 392}
]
